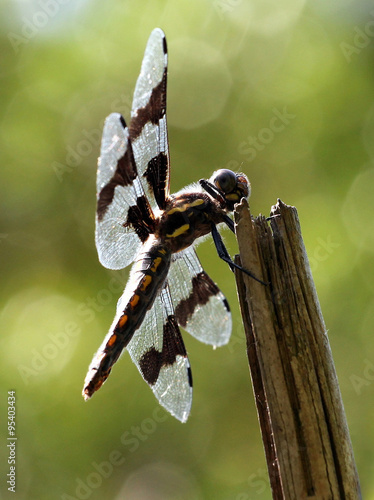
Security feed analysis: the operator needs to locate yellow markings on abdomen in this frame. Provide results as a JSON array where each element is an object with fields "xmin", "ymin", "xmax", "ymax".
[
  {"xmin": 140, "ymin": 274, "xmax": 152, "ymax": 292},
  {"xmin": 166, "ymin": 224, "xmax": 190, "ymax": 238},
  {"xmin": 118, "ymin": 314, "xmax": 128, "ymax": 328},
  {"xmin": 130, "ymin": 294, "xmax": 140, "ymax": 308},
  {"xmin": 150, "ymin": 257, "xmax": 162, "ymax": 273},
  {"xmin": 108, "ymin": 334, "xmax": 117, "ymax": 347}
]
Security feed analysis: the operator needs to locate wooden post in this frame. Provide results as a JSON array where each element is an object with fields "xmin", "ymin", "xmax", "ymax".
[{"xmin": 234, "ymin": 198, "xmax": 361, "ymax": 500}]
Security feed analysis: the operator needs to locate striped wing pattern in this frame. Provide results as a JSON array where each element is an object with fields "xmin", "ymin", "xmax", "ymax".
[
  {"xmin": 87, "ymin": 28, "xmax": 232, "ymax": 422},
  {"xmin": 128, "ymin": 285, "xmax": 192, "ymax": 423},
  {"xmin": 169, "ymin": 247, "xmax": 231, "ymax": 347},
  {"xmin": 130, "ymin": 28, "xmax": 170, "ymax": 211},
  {"xmin": 95, "ymin": 28, "xmax": 169, "ymax": 270},
  {"xmin": 95, "ymin": 113, "xmax": 155, "ymax": 270}
]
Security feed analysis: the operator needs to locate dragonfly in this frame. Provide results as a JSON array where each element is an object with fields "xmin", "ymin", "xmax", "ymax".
[{"xmin": 82, "ymin": 28, "xmax": 262, "ymax": 422}]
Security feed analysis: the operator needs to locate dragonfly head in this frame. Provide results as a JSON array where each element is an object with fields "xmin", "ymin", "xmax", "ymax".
[{"xmin": 208, "ymin": 169, "xmax": 251, "ymax": 211}]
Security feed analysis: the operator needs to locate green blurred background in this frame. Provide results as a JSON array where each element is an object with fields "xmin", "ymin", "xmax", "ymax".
[{"xmin": 1, "ymin": 0, "xmax": 374, "ymax": 498}]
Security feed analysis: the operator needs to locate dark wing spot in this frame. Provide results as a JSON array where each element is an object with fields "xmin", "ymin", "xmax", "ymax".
[
  {"xmin": 144, "ymin": 152, "xmax": 169, "ymax": 209},
  {"xmin": 175, "ymin": 271, "xmax": 227, "ymax": 328},
  {"xmin": 162, "ymin": 35, "xmax": 167, "ymax": 55},
  {"xmin": 223, "ymin": 298, "xmax": 230, "ymax": 312},
  {"xmin": 119, "ymin": 115, "xmax": 127, "ymax": 129},
  {"xmin": 139, "ymin": 315, "xmax": 187, "ymax": 386},
  {"xmin": 97, "ymin": 143, "xmax": 137, "ymax": 221},
  {"xmin": 129, "ymin": 68, "xmax": 167, "ymax": 140},
  {"xmin": 124, "ymin": 195, "xmax": 156, "ymax": 242},
  {"xmin": 187, "ymin": 366, "xmax": 193, "ymax": 388}
]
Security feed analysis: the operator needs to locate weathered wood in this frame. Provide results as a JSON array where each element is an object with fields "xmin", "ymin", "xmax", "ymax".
[{"xmin": 234, "ymin": 198, "xmax": 361, "ymax": 500}]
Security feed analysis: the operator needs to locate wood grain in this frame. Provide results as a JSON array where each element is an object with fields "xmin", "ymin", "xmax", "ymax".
[{"xmin": 234, "ymin": 199, "xmax": 361, "ymax": 500}]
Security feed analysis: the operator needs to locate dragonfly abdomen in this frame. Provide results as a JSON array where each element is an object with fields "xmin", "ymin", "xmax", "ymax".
[{"xmin": 83, "ymin": 240, "xmax": 171, "ymax": 399}]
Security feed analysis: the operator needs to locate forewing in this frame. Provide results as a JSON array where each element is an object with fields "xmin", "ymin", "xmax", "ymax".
[
  {"xmin": 95, "ymin": 113, "xmax": 156, "ymax": 270},
  {"xmin": 129, "ymin": 28, "xmax": 170, "ymax": 211},
  {"xmin": 168, "ymin": 247, "xmax": 232, "ymax": 347},
  {"xmin": 128, "ymin": 284, "xmax": 192, "ymax": 423}
]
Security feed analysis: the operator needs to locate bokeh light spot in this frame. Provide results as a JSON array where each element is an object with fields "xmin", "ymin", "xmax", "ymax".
[
  {"xmin": 1, "ymin": 288, "xmax": 81, "ymax": 385},
  {"xmin": 168, "ymin": 38, "xmax": 232, "ymax": 129},
  {"xmin": 342, "ymin": 167, "xmax": 374, "ymax": 254}
]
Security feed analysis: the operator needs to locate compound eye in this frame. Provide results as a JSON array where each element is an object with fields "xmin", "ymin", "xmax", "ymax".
[{"xmin": 214, "ymin": 169, "xmax": 237, "ymax": 194}]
